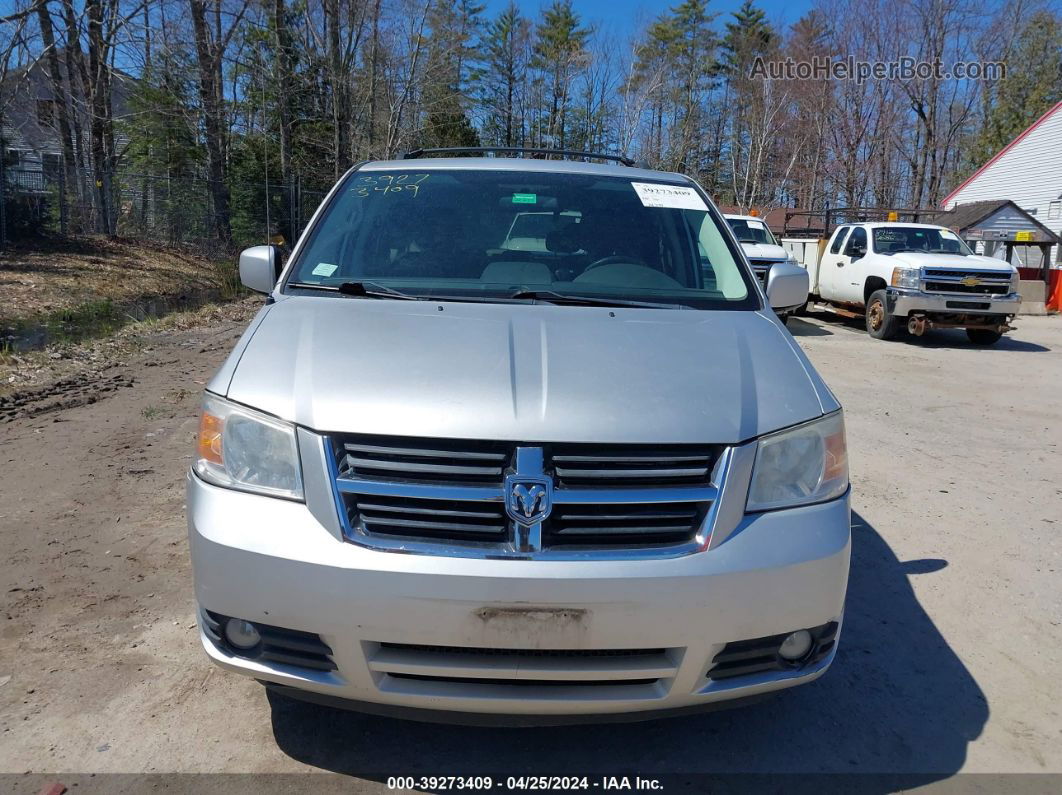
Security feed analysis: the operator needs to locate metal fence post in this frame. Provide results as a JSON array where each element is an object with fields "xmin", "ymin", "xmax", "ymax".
[
  {"xmin": 0, "ymin": 149, "xmax": 7, "ymax": 248},
  {"xmin": 58, "ymin": 161, "xmax": 68, "ymax": 236}
]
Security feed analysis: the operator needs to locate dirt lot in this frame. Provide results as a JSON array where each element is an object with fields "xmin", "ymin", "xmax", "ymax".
[{"xmin": 0, "ymin": 304, "xmax": 1060, "ymax": 789}]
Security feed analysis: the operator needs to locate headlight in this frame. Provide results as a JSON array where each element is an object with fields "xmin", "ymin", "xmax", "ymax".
[
  {"xmin": 195, "ymin": 393, "xmax": 303, "ymax": 500},
  {"xmin": 890, "ymin": 267, "xmax": 920, "ymax": 289},
  {"xmin": 1010, "ymin": 271, "xmax": 1020, "ymax": 294},
  {"xmin": 747, "ymin": 411, "xmax": 848, "ymax": 512}
]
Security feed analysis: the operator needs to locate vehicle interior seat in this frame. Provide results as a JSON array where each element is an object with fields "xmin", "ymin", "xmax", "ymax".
[
  {"xmin": 388, "ymin": 205, "xmax": 485, "ymax": 278},
  {"xmin": 545, "ymin": 222, "xmax": 584, "ymax": 281}
]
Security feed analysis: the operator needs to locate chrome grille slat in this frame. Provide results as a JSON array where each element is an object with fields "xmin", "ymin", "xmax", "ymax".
[
  {"xmin": 360, "ymin": 517, "xmax": 505, "ymax": 534},
  {"xmin": 348, "ymin": 456, "xmax": 503, "ymax": 476},
  {"xmin": 552, "ymin": 486, "xmax": 716, "ymax": 504},
  {"xmin": 552, "ymin": 454, "xmax": 709, "ymax": 463},
  {"xmin": 552, "ymin": 525, "xmax": 693, "ymax": 536},
  {"xmin": 358, "ymin": 502, "xmax": 500, "ymax": 519},
  {"xmin": 336, "ymin": 478, "xmax": 504, "ymax": 501},
  {"xmin": 554, "ymin": 467, "xmax": 709, "ymax": 478},
  {"xmin": 556, "ymin": 511, "xmax": 696, "ymax": 521},
  {"xmin": 344, "ymin": 443, "xmax": 506, "ymax": 461}
]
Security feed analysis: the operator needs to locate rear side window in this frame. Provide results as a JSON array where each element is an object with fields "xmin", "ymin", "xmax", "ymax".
[{"xmin": 829, "ymin": 226, "xmax": 850, "ymax": 254}]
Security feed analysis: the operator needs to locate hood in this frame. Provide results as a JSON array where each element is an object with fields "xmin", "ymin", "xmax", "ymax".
[
  {"xmin": 221, "ymin": 296, "xmax": 831, "ymax": 444},
  {"xmin": 740, "ymin": 242, "xmax": 788, "ymax": 261},
  {"xmin": 890, "ymin": 252, "xmax": 1016, "ymax": 272}
]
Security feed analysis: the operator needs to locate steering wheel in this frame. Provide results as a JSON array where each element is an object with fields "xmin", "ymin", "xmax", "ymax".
[{"xmin": 582, "ymin": 254, "xmax": 649, "ymax": 272}]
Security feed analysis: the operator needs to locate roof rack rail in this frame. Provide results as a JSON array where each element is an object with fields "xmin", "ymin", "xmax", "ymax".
[
  {"xmin": 782, "ymin": 206, "xmax": 942, "ymax": 236},
  {"xmin": 401, "ymin": 146, "xmax": 636, "ymax": 168}
]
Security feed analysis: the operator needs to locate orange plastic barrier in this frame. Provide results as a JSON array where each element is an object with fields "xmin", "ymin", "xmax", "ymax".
[{"xmin": 1047, "ymin": 269, "xmax": 1062, "ymax": 311}]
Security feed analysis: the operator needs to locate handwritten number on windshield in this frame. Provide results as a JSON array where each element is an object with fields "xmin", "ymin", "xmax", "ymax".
[{"xmin": 354, "ymin": 174, "xmax": 430, "ymax": 198}]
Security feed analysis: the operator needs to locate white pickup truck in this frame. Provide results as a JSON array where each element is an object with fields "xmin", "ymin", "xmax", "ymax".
[
  {"xmin": 724, "ymin": 214, "xmax": 801, "ymax": 325},
  {"xmin": 782, "ymin": 222, "xmax": 1022, "ymax": 345}
]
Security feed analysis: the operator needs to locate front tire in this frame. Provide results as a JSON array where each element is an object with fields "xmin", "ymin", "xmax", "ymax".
[
  {"xmin": 866, "ymin": 290, "xmax": 901, "ymax": 340},
  {"xmin": 966, "ymin": 328, "xmax": 1003, "ymax": 346}
]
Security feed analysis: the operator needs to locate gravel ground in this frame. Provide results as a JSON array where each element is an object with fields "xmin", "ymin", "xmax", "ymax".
[{"xmin": 0, "ymin": 304, "xmax": 1059, "ymax": 791}]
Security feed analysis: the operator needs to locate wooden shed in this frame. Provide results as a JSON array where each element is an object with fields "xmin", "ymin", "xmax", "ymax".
[{"xmin": 932, "ymin": 200, "xmax": 1060, "ymax": 285}]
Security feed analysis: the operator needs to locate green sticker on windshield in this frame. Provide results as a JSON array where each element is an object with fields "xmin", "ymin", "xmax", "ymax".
[{"xmin": 512, "ymin": 193, "xmax": 537, "ymax": 204}]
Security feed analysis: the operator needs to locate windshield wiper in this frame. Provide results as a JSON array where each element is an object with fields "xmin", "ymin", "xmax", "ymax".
[
  {"xmin": 508, "ymin": 289, "xmax": 691, "ymax": 310},
  {"xmin": 337, "ymin": 281, "xmax": 426, "ymax": 300},
  {"xmin": 289, "ymin": 280, "xmax": 425, "ymax": 300}
]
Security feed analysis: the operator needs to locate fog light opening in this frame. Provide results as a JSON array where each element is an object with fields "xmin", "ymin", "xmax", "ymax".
[
  {"xmin": 778, "ymin": 629, "xmax": 813, "ymax": 662},
  {"xmin": 224, "ymin": 618, "xmax": 261, "ymax": 650}
]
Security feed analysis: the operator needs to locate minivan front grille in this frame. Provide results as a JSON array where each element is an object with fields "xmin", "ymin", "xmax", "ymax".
[{"xmin": 328, "ymin": 434, "xmax": 723, "ymax": 558}]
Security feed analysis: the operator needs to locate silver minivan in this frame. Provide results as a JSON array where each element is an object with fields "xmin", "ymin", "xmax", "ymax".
[{"xmin": 188, "ymin": 150, "xmax": 850, "ymax": 723}]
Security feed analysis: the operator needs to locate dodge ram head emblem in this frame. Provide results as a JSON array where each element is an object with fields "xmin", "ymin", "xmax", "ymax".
[
  {"xmin": 960, "ymin": 275, "xmax": 982, "ymax": 287},
  {"xmin": 505, "ymin": 476, "xmax": 552, "ymax": 526}
]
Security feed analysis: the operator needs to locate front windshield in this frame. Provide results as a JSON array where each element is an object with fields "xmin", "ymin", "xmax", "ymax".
[
  {"xmin": 872, "ymin": 226, "xmax": 973, "ymax": 256},
  {"xmin": 286, "ymin": 168, "xmax": 756, "ymax": 309},
  {"xmin": 727, "ymin": 217, "xmax": 777, "ymax": 246}
]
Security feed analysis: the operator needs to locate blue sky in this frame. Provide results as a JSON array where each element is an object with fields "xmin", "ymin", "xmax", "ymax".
[{"xmin": 480, "ymin": 0, "xmax": 817, "ymax": 41}]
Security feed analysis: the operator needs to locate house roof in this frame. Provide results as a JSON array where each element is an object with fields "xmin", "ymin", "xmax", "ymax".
[
  {"xmin": 933, "ymin": 199, "xmax": 1060, "ymax": 242},
  {"xmin": 941, "ymin": 101, "xmax": 1062, "ymax": 207},
  {"xmin": 0, "ymin": 52, "xmax": 135, "ymax": 155}
]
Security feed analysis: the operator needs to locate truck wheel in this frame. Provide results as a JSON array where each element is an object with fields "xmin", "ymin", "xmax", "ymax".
[
  {"xmin": 966, "ymin": 328, "xmax": 1002, "ymax": 346},
  {"xmin": 865, "ymin": 290, "xmax": 901, "ymax": 340}
]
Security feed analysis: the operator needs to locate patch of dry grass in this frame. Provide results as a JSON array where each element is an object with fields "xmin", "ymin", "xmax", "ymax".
[{"xmin": 0, "ymin": 236, "xmax": 239, "ymax": 326}]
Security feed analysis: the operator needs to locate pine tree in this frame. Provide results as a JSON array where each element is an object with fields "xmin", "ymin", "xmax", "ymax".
[
  {"xmin": 721, "ymin": 0, "xmax": 773, "ymax": 74},
  {"xmin": 422, "ymin": 0, "xmax": 483, "ymax": 148},
  {"xmin": 531, "ymin": 0, "xmax": 588, "ymax": 148},
  {"xmin": 479, "ymin": 2, "xmax": 527, "ymax": 146},
  {"xmin": 970, "ymin": 11, "xmax": 1062, "ymax": 167}
]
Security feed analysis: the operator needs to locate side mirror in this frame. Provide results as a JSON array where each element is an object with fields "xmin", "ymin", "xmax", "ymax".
[
  {"xmin": 239, "ymin": 245, "xmax": 280, "ymax": 294},
  {"xmin": 766, "ymin": 262, "xmax": 810, "ymax": 310}
]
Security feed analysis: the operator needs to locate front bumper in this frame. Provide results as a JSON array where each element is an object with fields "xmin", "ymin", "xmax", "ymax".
[
  {"xmin": 886, "ymin": 287, "xmax": 1021, "ymax": 318},
  {"xmin": 188, "ymin": 473, "xmax": 850, "ymax": 720}
]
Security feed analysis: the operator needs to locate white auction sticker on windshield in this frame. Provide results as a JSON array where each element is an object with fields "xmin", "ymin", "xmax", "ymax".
[{"xmin": 631, "ymin": 182, "xmax": 708, "ymax": 211}]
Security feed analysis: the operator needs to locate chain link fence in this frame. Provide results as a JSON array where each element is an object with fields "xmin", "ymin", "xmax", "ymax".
[{"xmin": 0, "ymin": 158, "xmax": 329, "ymax": 256}]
